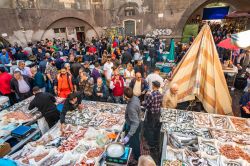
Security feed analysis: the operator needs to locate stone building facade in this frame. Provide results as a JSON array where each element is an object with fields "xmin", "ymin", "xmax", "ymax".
[{"xmin": 0, "ymin": 0, "xmax": 249, "ymax": 45}]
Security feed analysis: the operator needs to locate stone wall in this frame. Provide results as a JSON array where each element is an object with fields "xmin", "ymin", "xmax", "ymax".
[{"xmin": 0, "ymin": 0, "xmax": 249, "ymax": 46}]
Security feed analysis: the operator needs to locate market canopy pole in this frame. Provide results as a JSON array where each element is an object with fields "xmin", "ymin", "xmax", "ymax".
[{"xmin": 170, "ymin": 24, "xmax": 233, "ymax": 115}]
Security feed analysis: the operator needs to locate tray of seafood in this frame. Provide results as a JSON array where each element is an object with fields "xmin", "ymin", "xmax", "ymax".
[
  {"xmin": 65, "ymin": 109, "xmax": 97, "ymax": 126},
  {"xmin": 176, "ymin": 110, "xmax": 194, "ymax": 124},
  {"xmin": 5, "ymin": 96, "xmax": 35, "ymax": 113},
  {"xmin": 229, "ymin": 117, "xmax": 250, "ymax": 134},
  {"xmin": 193, "ymin": 112, "xmax": 213, "ymax": 128},
  {"xmin": 88, "ymin": 112, "xmax": 124, "ymax": 131},
  {"xmin": 210, "ymin": 129, "xmax": 250, "ymax": 145},
  {"xmin": 169, "ymin": 132, "xmax": 198, "ymax": 152},
  {"xmin": 165, "ymin": 146, "xmax": 185, "ymax": 161},
  {"xmin": 220, "ymin": 156, "xmax": 247, "ymax": 166},
  {"xmin": 81, "ymin": 100, "xmax": 126, "ymax": 114},
  {"xmin": 161, "ymin": 122, "xmax": 194, "ymax": 132},
  {"xmin": 160, "ymin": 109, "xmax": 177, "ymax": 123},
  {"xmin": 217, "ymin": 142, "xmax": 250, "ymax": 164},
  {"xmin": 211, "ymin": 115, "xmax": 233, "ymax": 130},
  {"xmin": 162, "ymin": 160, "xmax": 184, "ymax": 166},
  {"xmin": 198, "ymin": 137, "xmax": 219, "ymax": 156},
  {"xmin": 2, "ymin": 110, "xmax": 41, "ymax": 124}
]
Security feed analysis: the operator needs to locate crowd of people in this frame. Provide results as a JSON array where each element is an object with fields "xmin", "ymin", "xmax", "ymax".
[
  {"xmin": 0, "ymin": 36, "xmax": 181, "ymax": 165},
  {"xmin": 0, "ymin": 27, "xmax": 249, "ymax": 164}
]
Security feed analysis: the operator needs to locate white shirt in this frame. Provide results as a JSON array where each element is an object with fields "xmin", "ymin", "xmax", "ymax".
[
  {"xmin": 15, "ymin": 67, "xmax": 32, "ymax": 77},
  {"xmin": 18, "ymin": 78, "xmax": 30, "ymax": 93},
  {"xmin": 103, "ymin": 62, "xmax": 113, "ymax": 80},
  {"xmin": 146, "ymin": 73, "xmax": 164, "ymax": 91},
  {"xmin": 124, "ymin": 69, "xmax": 135, "ymax": 86}
]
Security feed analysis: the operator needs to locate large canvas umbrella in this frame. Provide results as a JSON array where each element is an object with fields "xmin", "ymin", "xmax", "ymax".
[
  {"xmin": 217, "ymin": 38, "xmax": 239, "ymax": 50},
  {"xmin": 170, "ymin": 24, "xmax": 233, "ymax": 115}
]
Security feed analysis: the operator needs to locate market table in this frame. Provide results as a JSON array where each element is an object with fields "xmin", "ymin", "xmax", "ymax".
[
  {"xmin": 6, "ymin": 101, "xmax": 129, "ymax": 166},
  {"xmin": 0, "ymin": 96, "xmax": 10, "ymax": 111},
  {"xmin": 155, "ymin": 62, "xmax": 175, "ymax": 73},
  {"xmin": 160, "ymin": 108, "xmax": 250, "ymax": 166}
]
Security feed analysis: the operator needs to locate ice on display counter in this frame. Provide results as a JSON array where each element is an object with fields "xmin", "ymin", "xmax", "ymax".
[{"xmin": 160, "ymin": 108, "xmax": 250, "ymax": 166}]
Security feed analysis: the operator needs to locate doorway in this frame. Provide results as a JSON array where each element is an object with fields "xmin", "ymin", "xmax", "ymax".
[
  {"xmin": 124, "ymin": 20, "xmax": 136, "ymax": 36},
  {"xmin": 77, "ymin": 32, "xmax": 85, "ymax": 42}
]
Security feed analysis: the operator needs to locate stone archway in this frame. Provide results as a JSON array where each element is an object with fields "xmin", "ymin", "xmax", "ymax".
[
  {"xmin": 41, "ymin": 16, "xmax": 99, "ymax": 41},
  {"xmin": 176, "ymin": 0, "xmax": 248, "ymax": 36}
]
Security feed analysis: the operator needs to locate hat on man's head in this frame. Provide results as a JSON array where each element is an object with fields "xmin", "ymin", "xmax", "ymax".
[{"xmin": 152, "ymin": 81, "xmax": 161, "ymax": 88}]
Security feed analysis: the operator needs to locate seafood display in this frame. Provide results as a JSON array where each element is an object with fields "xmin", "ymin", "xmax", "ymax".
[
  {"xmin": 162, "ymin": 160, "xmax": 182, "ymax": 166},
  {"xmin": 3, "ymin": 111, "xmax": 33, "ymax": 122},
  {"xmin": 160, "ymin": 109, "xmax": 177, "ymax": 123},
  {"xmin": 161, "ymin": 109, "xmax": 250, "ymax": 166},
  {"xmin": 58, "ymin": 128, "xmax": 87, "ymax": 152},
  {"xmin": 230, "ymin": 117, "xmax": 250, "ymax": 133},
  {"xmin": 65, "ymin": 110, "xmax": 97, "ymax": 126},
  {"xmin": 212, "ymin": 116, "xmax": 232, "ymax": 130},
  {"xmin": 193, "ymin": 112, "xmax": 212, "ymax": 128},
  {"xmin": 40, "ymin": 154, "xmax": 64, "ymax": 166},
  {"xmin": 81, "ymin": 100, "xmax": 126, "ymax": 114},
  {"xmin": 177, "ymin": 111, "xmax": 194, "ymax": 123},
  {"xmin": 86, "ymin": 148, "xmax": 104, "ymax": 158},
  {"xmin": 169, "ymin": 132, "xmax": 198, "ymax": 152},
  {"xmin": 89, "ymin": 112, "xmax": 124, "ymax": 130},
  {"xmin": 219, "ymin": 144, "xmax": 250, "ymax": 163},
  {"xmin": 198, "ymin": 138, "xmax": 218, "ymax": 156},
  {"xmin": 21, "ymin": 152, "xmax": 49, "ymax": 164},
  {"xmin": 210, "ymin": 130, "xmax": 250, "ymax": 145}
]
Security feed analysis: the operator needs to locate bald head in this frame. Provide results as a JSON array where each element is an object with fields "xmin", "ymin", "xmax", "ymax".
[
  {"xmin": 136, "ymin": 72, "xmax": 142, "ymax": 81},
  {"xmin": 170, "ymin": 83, "xmax": 179, "ymax": 95}
]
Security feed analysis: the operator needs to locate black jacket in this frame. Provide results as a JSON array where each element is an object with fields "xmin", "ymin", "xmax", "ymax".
[
  {"xmin": 122, "ymin": 51, "xmax": 132, "ymax": 64},
  {"xmin": 10, "ymin": 75, "xmax": 33, "ymax": 97},
  {"xmin": 28, "ymin": 92, "xmax": 59, "ymax": 124},
  {"xmin": 129, "ymin": 78, "xmax": 149, "ymax": 95},
  {"xmin": 70, "ymin": 62, "xmax": 82, "ymax": 79},
  {"xmin": 60, "ymin": 92, "xmax": 82, "ymax": 123}
]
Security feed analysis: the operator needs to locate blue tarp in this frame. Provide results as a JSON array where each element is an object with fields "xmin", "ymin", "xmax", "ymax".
[{"xmin": 203, "ymin": 6, "xmax": 229, "ymax": 20}]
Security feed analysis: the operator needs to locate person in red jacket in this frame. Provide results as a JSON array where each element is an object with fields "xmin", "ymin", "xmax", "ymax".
[
  {"xmin": 0, "ymin": 67, "xmax": 16, "ymax": 105},
  {"xmin": 110, "ymin": 73, "xmax": 124, "ymax": 103},
  {"xmin": 88, "ymin": 43, "xmax": 97, "ymax": 54}
]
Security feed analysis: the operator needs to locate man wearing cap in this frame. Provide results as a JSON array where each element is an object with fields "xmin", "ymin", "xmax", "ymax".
[{"xmin": 142, "ymin": 81, "xmax": 163, "ymax": 148}]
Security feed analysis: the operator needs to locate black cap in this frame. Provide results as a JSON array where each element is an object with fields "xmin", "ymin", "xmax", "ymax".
[{"xmin": 152, "ymin": 81, "xmax": 161, "ymax": 88}]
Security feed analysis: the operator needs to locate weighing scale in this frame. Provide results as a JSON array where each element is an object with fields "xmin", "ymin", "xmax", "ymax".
[
  {"xmin": 11, "ymin": 126, "xmax": 34, "ymax": 139},
  {"xmin": 105, "ymin": 147, "xmax": 131, "ymax": 165}
]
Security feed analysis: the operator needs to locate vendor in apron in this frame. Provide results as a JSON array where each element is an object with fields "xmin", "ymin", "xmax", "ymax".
[
  {"xmin": 60, "ymin": 92, "xmax": 84, "ymax": 131},
  {"xmin": 122, "ymin": 87, "xmax": 141, "ymax": 160}
]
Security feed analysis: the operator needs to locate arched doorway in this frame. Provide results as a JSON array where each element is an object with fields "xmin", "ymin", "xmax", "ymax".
[
  {"xmin": 123, "ymin": 19, "xmax": 136, "ymax": 36},
  {"xmin": 41, "ymin": 17, "xmax": 98, "ymax": 42}
]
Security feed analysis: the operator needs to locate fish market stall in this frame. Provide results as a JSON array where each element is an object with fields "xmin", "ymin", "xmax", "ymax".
[
  {"xmin": 160, "ymin": 108, "xmax": 250, "ymax": 166},
  {"xmin": 5, "ymin": 101, "xmax": 129, "ymax": 165}
]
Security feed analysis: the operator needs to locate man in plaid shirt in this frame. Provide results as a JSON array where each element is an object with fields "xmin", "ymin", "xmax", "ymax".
[{"xmin": 142, "ymin": 81, "xmax": 163, "ymax": 148}]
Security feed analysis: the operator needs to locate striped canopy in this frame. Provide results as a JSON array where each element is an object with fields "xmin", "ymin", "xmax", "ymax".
[{"xmin": 170, "ymin": 24, "xmax": 232, "ymax": 115}]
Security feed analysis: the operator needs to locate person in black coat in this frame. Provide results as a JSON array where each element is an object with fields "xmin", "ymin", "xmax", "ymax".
[
  {"xmin": 60, "ymin": 92, "xmax": 84, "ymax": 131},
  {"xmin": 122, "ymin": 46, "xmax": 132, "ymax": 65},
  {"xmin": 28, "ymin": 87, "xmax": 60, "ymax": 128}
]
